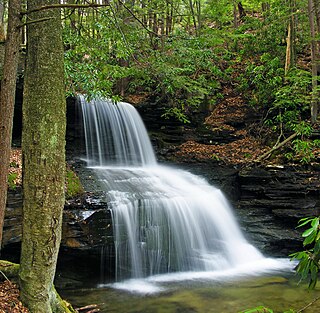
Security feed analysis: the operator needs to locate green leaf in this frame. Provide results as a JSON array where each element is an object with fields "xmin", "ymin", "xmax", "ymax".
[
  {"xmin": 302, "ymin": 228, "xmax": 315, "ymax": 238},
  {"xmin": 311, "ymin": 218, "xmax": 319, "ymax": 229},
  {"xmin": 303, "ymin": 231, "xmax": 317, "ymax": 246}
]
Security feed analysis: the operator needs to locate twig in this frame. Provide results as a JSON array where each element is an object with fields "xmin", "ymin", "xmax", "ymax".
[
  {"xmin": 0, "ymin": 270, "xmax": 10, "ymax": 281},
  {"xmin": 19, "ymin": 17, "xmax": 54, "ymax": 28},
  {"xmin": 296, "ymin": 296, "xmax": 320, "ymax": 313},
  {"xmin": 76, "ymin": 304, "xmax": 100, "ymax": 312},
  {"xmin": 77, "ymin": 304, "xmax": 98, "ymax": 311},
  {"xmin": 118, "ymin": 0, "xmax": 160, "ymax": 37}
]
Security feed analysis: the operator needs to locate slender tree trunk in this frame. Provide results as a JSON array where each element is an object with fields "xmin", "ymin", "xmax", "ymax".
[
  {"xmin": 308, "ymin": 0, "xmax": 319, "ymax": 123},
  {"xmin": 285, "ymin": 22, "xmax": 292, "ymax": 75},
  {"xmin": 285, "ymin": 0, "xmax": 296, "ymax": 75},
  {"xmin": 315, "ymin": 0, "xmax": 320, "ymax": 32},
  {"xmin": 188, "ymin": 0, "xmax": 198, "ymax": 34},
  {"xmin": 0, "ymin": 0, "xmax": 5, "ymax": 41},
  {"xmin": 0, "ymin": 0, "xmax": 21, "ymax": 248},
  {"xmin": 19, "ymin": 0, "xmax": 69, "ymax": 311},
  {"xmin": 195, "ymin": 0, "xmax": 201, "ymax": 33},
  {"xmin": 238, "ymin": 2, "xmax": 246, "ymax": 20},
  {"xmin": 165, "ymin": 0, "xmax": 172, "ymax": 35},
  {"xmin": 233, "ymin": 1, "xmax": 238, "ymax": 28},
  {"xmin": 261, "ymin": 2, "xmax": 270, "ymax": 12}
]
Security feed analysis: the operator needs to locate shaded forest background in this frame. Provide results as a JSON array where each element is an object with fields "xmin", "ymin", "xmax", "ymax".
[
  {"xmin": 60, "ymin": 0, "xmax": 320, "ymax": 164},
  {"xmin": 5, "ymin": 0, "xmax": 320, "ymax": 180}
]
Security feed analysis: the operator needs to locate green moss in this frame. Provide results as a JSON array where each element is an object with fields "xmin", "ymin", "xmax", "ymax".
[{"xmin": 65, "ymin": 168, "xmax": 84, "ymax": 199}]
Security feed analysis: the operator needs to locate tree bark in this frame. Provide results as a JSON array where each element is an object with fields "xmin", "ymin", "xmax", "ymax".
[
  {"xmin": 233, "ymin": 1, "xmax": 238, "ymax": 28},
  {"xmin": 0, "ymin": 0, "xmax": 5, "ymax": 41},
  {"xmin": 0, "ymin": 0, "xmax": 21, "ymax": 249},
  {"xmin": 285, "ymin": 21, "xmax": 292, "ymax": 75},
  {"xmin": 308, "ymin": 0, "xmax": 319, "ymax": 124},
  {"xmin": 285, "ymin": 0, "xmax": 296, "ymax": 75},
  {"xmin": 19, "ymin": 0, "xmax": 68, "ymax": 312},
  {"xmin": 238, "ymin": 2, "xmax": 246, "ymax": 20}
]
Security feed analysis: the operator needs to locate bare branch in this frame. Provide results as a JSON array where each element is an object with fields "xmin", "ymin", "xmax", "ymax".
[
  {"xmin": 296, "ymin": 296, "xmax": 320, "ymax": 313},
  {"xmin": 19, "ymin": 17, "xmax": 54, "ymax": 28},
  {"xmin": 21, "ymin": 3, "xmax": 111, "ymax": 15},
  {"xmin": 117, "ymin": 0, "xmax": 160, "ymax": 37}
]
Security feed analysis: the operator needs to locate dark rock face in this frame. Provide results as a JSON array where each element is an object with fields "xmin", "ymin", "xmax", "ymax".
[
  {"xmin": 174, "ymin": 162, "xmax": 320, "ymax": 257},
  {"xmin": 236, "ymin": 165, "xmax": 320, "ymax": 257},
  {"xmin": 3, "ymin": 189, "xmax": 23, "ymax": 247},
  {"xmin": 3, "ymin": 188, "xmax": 116, "ymax": 283},
  {"xmin": 62, "ymin": 195, "xmax": 113, "ymax": 250},
  {"xmin": 4, "ymin": 189, "xmax": 113, "ymax": 250}
]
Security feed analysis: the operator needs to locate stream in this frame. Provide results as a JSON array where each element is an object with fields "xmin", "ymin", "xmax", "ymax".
[{"xmin": 60, "ymin": 273, "xmax": 320, "ymax": 313}]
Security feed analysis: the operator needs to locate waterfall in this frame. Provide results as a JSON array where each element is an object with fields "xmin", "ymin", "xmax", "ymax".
[
  {"xmin": 79, "ymin": 95, "xmax": 156, "ymax": 167},
  {"xmin": 78, "ymin": 96, "xmax": 291, "ymax": 289}
]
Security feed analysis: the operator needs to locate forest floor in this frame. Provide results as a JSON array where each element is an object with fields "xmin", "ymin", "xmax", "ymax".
[
  {"xmin": 0, "ymin": 279, "xmax": 98, "ymax": 312},
  {"xmin": 173, "ymin": 86, "xmax": 272, "ymax": 165},
  {"xmin": 0, "ymin": 281, "xmax": 29, "ymax": 313}
]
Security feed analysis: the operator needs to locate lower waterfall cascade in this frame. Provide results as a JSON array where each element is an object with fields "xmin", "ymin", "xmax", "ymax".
[{"xmin": 78, "ymin": 95, "xmax": 293, "ymax": 293}]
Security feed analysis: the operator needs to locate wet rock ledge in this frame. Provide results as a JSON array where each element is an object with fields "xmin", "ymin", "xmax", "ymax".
[
  {"xmin": 4, "ymin": 189, "xmax": 113, "ymax": 252},
  {"xmin": 236, "ymin": 164, "xmax": 320, "ymax": 257},
  {"xmin": 3, "ymin": 163, "xmax": 320, "ymax": 261}
]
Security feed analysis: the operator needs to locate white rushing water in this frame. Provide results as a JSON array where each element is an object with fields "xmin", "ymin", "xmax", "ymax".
[{"xmin": 78, "ymin": 95, "xmax": 293, "ymax": 293}]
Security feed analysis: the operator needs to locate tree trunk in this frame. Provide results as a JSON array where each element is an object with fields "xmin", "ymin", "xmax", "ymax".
[
  {"xmin": 0, "ymin": 0, "xmax": 6, "ymax": 41},
  {"xmin": 0, "ymin": 0, "xmax": 21, "ymax": 249},
  {"xmin": 261, "ymin": 2, "xmax": 270, "ymax": 12},
  {"xmin": 19, "ymin": 0, "xmax": 68, "ymax": 312},
  {"xmin": 285, "ymin": 0, "xmax": 296, "ymax": 75},
  {"xmin": 233, "ymin": 1, "xmax": 238, "ymax": 28},
  {"xmin": 238, "ymin": 2, "xmax": 246, "ymax": 20},
  {"xmin": 188, "ymin": 0, "xmax": 198, "ymax": 35},
  {"xmin": 308, "ymin": 0, "xmax": 319, "ymax": 123},
  {"xmin": 285, "ymin": 22, "xmax": 292, "ymax": 75}
]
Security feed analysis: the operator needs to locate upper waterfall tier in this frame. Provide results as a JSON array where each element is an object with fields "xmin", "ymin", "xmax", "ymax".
[{"xmin": 78, "ymin": 95, "xmax": 157, "ymax": 167}]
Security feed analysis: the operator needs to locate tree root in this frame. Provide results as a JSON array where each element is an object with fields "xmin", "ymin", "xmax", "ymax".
[{"xmin": 0, "ymin": 260, "xmax": 20, "ymax": 279}]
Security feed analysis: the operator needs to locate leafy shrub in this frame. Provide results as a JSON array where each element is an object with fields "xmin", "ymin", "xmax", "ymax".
[
  {"xmin": 290, "ymin": 217, "xmax": 320, "ymax": 289},
  {"xmin": 7, "ymin": 172, "xmax": 18, "ymax": 190}
]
